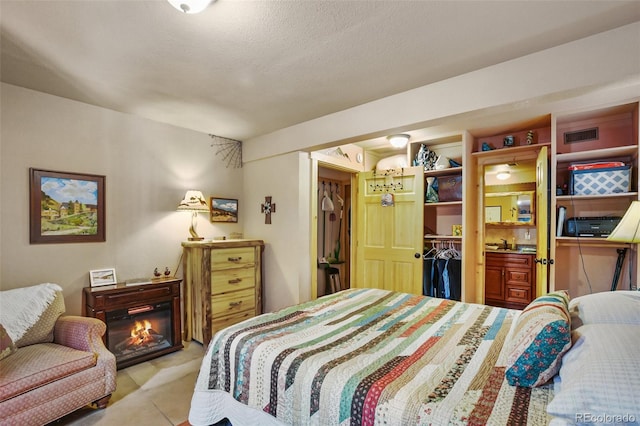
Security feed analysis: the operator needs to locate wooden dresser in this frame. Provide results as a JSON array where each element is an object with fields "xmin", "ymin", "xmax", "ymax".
[{"xmin": 182, "ymin": 239, "xmax": 264, "ymax": 345}]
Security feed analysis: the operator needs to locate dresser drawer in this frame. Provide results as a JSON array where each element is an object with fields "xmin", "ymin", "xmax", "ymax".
[
  {"xmin": 211, "ymin": 248, "xmax": 255, "ymax": 270},
  {"xmin": 505, "ymin": 268, "xmax": 532, "ymax": 286},
  {"xmin": 211, "ymin": 268, "xmax": 255, "ymax": 294},
  {"xmin": 211, "ymin": 287, "xmax": 255, "ymax": 319},
  {"xmin": 486, "ymin": 253, "xmax": 533, "ymax": 268},
  {"xmin": 505, "ymin": 285, "xmax": 532, "ymax": 305},
  {"xmin": 211, "ymin": 310, "xmax": 255, "ymax": 336}
]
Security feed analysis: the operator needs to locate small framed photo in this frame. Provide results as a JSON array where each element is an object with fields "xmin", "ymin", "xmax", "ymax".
[
  {"xmin": 210, "ymin": 197, "xmax": 238, "ymax": 223},
  {"xmin": 89, "ymin": 268, "xmax": 117, "ymax": 287},
  {"xmin": 29, "ymin": 168, "xmax": 106, "ymax": 244}
]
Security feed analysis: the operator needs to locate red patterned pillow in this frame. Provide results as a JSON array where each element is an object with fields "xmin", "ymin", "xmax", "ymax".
[{"xmin": 0, "ymin": 323, "xmax": 17, "ymax": 360}]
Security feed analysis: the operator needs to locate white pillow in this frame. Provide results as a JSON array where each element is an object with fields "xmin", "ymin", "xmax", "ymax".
[
  {"xmin": 568, "ymin": 291, "xmax": 640, "ymax": 328},
  {"xmin": 547, "ymin": 324, "xmax": 640, "ymax": 424}
]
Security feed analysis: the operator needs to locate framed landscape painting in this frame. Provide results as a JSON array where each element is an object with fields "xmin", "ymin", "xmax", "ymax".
[
  {"xmin": 29, "ymin": 168, "xmax": 106, "ymax": 244},
  {"xmin": 209, "ymin": 197, "xmax": 238, "ymax": 223}
]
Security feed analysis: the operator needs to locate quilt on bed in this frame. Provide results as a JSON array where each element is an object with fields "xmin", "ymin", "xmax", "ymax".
[{"xmin": 196, "ymin": 288, "xmax": 554, "ymax": 425}]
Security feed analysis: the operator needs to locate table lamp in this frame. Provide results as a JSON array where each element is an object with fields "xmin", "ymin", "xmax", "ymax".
[
  {"xmin": 177, "ymin": 190, "xmax": 209, "ymax": 241},
  {"xmin": 606, "ymin": 200, "xmax": 640, "ymax": 290}
]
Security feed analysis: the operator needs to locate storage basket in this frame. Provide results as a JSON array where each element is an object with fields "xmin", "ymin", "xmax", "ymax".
[
  {"xmin": 570, "ymin": 165, "xmax": 631, "ymax": 195},
  {"xmin": 437, "ymin": 174, "xmax": 463, "ymax": 201}
]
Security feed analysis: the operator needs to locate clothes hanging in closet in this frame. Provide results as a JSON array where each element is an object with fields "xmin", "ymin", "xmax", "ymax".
[{"xmin": 423, "ymin": 242, "xmax": 462, "ymax": 301}]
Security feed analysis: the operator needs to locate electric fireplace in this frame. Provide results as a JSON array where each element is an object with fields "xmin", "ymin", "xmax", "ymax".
[{"xmin": 83, "ymin": 278, "xmax": 183, "ymax": 369}]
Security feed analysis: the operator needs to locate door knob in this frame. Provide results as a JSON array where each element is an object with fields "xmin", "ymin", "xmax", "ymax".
[{"xmin": 414, "ymin": 253, "xmax": 421, "ymax": 259}]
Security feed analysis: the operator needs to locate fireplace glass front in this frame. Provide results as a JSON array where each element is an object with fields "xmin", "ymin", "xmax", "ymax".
[{"xmin": 105, "ymin": 301, "xmax": 174, "ymax": 365}]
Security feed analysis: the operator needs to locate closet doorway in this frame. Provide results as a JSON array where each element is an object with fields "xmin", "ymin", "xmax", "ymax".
[{"xmin": 317, "ymin": 166, "xmax": 352, "ymax": 297}]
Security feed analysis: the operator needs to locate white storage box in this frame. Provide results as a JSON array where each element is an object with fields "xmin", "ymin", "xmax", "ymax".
[{"xmin": 570, "ymin": 165, "xmax": 631, "ymax": 195}]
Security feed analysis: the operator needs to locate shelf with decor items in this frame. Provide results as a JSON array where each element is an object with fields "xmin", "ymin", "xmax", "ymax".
[
  {"xmin": 407, "ymin": 132, "xmax": 478, "ymax": 303},
  {"xmin": 550, "ymin": 101, "xmax": 639, "ymax": 296},
  {"xmin": 409, "ymin": 135, "xmax": 465, "ymax": 239}
]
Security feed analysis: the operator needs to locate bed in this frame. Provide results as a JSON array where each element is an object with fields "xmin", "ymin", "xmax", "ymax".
[{"xmin": 189, "ymin": 288, "xmax": 640, "ymax": 426}]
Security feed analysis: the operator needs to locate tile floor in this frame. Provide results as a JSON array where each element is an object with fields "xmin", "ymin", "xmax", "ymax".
[{"xmin": 51, "ymin": 341, "xmax": 207, "ymax": 426}]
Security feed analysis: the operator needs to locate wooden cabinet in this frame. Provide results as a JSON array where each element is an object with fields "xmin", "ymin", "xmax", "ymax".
[
  {"xmin": 485, "ymin": 252, "xmax": 535, "ymax": 310},
  {"xmin": 182, "ymin": 239, "xmax": 264, "ymax": 346}
]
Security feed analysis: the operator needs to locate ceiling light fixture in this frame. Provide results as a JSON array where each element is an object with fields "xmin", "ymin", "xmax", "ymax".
[
  {"xmin": 496, "ymin": 171, "xmax": 511, "ymax": 181},
  {"xmin": 167, "ymin": 0, "xmax": 214, "ymax": 14},
  {"xmin": 387, "ymin": 134, "xmax": 410, "ymax": 149}
]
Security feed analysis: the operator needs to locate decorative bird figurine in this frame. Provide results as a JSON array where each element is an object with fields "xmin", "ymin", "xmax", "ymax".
[
  {"xmin": 164, "ymin": 267, "xmax": 171, "ymax": 277},
  {"xmin": 153, "ymin": 268, "xmax": 161, "ymax": 278},
  {"xmin": 482, "ymin": 142, "xmax": 494, "ymax": 151}
]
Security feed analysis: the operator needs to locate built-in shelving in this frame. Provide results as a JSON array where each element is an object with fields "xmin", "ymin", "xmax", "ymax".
[
  {"xmin": 471, "ymin": 142, "xmax": 551, "ymax": 158},
  {"xmin": 550, "ymin": 100, "xmax": 639, "ymax": 295}
]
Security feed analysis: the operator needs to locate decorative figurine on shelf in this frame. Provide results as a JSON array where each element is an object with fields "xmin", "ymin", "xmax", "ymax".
[
  {"xmin": 503, "ymin": 135, "xmax": 515, "ymax": 147},
  {"xmin": 481, "ymin": 142, "xmax": 493, "ymax": 151},
  {"xmin": 164, "ymin": 267, "xmax": 171, "ymax": 277},
  {"xmin": 526, "ymin": 130, "xmax": 534, "ymax": 145},
  {"xmin": 425, "ymin": 177, "xmax": 439, "ymax": 203},
  {"xmin": 153, "ymin": 268, "xmax": 161, "ymax": 278}
]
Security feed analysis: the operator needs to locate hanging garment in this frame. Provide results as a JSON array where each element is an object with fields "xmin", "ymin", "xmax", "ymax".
[
  {"xmin": 423, "ymin": 243, "xmax": 462, "ymax": 301},
  {"xmin": 423, "ymin": 256, "xmax": 439, "ymax": 297}
]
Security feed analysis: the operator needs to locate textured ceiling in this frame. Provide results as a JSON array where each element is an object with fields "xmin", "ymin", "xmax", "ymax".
[{"xmin": 1, "ymin": 0, "xmax": 639, "ymax": 142}]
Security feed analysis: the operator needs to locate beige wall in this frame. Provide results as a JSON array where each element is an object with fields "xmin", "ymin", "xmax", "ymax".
[
  {"xmin": 0, "ymin": 83, "xmax": 244, "ymax": 315},
  {"xmin": 242, "ymin": 152, "xmax": 312, "ymax": 312}
]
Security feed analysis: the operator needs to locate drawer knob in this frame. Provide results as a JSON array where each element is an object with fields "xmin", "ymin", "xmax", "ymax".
[
  {"xmin": 228, "ymin": 256, "xmax": 242, "ymax": 262},
  {"xmin": 229, "ymin": 301, "xmax": 243, "ymax": 307},
  {"xmin": 228, "ymin": 278, "xmax": 242, "ymax": 284}
]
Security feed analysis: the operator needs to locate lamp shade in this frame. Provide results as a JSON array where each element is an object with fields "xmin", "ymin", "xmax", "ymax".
[
  {"xmin": 387, "ymin": 134, "xmax": 410, "ymax": 149},
  {"xmin": 167, "ymin": 0, "xmax": 213, "ymax": 14},
  {"xmin": 177, "ymin": 190, "xmax": 209, "ymax": 212},
  {"xmin": 177, "ymin": 190, "xmax": 208, "ymax": 241},
  {"xmin": 607, "ymin": 201, "xmax": 640, "ymax": 242}
]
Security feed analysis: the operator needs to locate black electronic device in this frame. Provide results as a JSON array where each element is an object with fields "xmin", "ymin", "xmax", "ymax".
[{"xmin": 565, "ymin": 216, "xmax": 621, "ymax": 237}]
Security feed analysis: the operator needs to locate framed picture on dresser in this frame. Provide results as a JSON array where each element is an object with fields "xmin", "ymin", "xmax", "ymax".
[{"xmin": 29, "ymin": 168, "xmax": 106, "ymax": 244}]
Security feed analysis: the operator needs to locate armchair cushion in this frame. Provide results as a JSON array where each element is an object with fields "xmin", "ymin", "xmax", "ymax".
[
  {"xmin": 0, "ymin": 283, "xmax": 64, "ymax": 347},
  {"xmin": 16, "ymin": 290, "xmax": 65, "ymax": 347},
  {"xmin": 0, "ymin": 343, "xmax": 96, "ymax": 403}
]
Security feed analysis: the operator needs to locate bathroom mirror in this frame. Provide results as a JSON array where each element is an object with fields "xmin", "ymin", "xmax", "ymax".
[{"xmin": 485, "ymin": 191, "xmax": 535, "ymax": 224}]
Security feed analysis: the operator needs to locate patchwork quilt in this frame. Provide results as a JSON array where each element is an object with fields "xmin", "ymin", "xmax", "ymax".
[{"xmin": 194, "ymin": 288, "xmax": 554, "ymax": 425}]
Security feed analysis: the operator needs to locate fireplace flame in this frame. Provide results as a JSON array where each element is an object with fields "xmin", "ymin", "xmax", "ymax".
[{"xmin": 130, "ymin": 320, "xmax": 153, "ymax": 343}]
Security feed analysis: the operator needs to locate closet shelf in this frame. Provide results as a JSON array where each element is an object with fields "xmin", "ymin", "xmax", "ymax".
[
  {"xmin": 422, "ymin": 167, "xmax": 463, "ymax": 177},
  {"xmin": 555, "ymin": 237, "xmax": 632, "ymax": 248},
  {"xmin": 555, "ymin": 145, "xmax": 638, "ymax": 163},
  {"xmin": 424, "ymin": 235, "xmax": 462, "ymax": 241},
  {"xmin": 424, "ymin": 201, "xmax": 463, "ymax": 207},
  {"xmin": 556, "ymin": 192, "xmax": 638, "ymax": 201},
  {"xmin": 471, "ymin": 142, "xmax": 550, "ymax": 158}
]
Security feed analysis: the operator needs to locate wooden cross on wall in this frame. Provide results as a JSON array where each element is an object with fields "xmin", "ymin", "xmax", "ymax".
[{"xmin": 261, "ymin": 196, "xmax": 276, "ymax": 224}]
